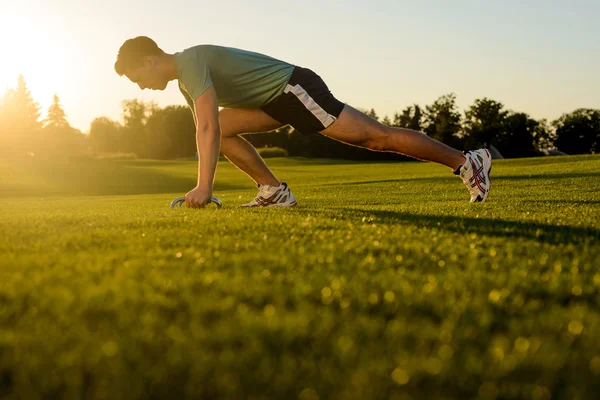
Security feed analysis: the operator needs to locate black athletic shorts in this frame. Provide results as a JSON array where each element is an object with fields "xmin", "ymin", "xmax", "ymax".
[{"xmin": 260, "ymin": 66, "xmax": 346, "ymax": 136}]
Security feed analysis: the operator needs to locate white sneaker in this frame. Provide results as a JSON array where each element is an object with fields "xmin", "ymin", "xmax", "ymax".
[
  {"xmin": 455, "ymin": 149, "xmax": 492, "ymax": 202},
  {"xmin": 239, "ymin": 182, "xmax": 298, "ymax": 207}
]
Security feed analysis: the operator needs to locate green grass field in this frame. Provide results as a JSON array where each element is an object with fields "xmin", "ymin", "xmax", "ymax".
[{"xmin": 1, "ymin": 154, "xmax": 599, "ymax": 400}]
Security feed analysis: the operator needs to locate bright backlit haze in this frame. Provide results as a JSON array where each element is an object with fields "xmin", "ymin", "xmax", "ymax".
[{"xmin": 1, "ymin": 0, "xmax": 598, "ymax": 132}]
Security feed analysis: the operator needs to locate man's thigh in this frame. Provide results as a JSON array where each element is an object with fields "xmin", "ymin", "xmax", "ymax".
[
  {"xmin": 320, "ymin": 105, "xmax": 385, "ymax": 147},
  {"xmin": 219, "ymin": 108, "xmax": 285, "ymax": 138}
]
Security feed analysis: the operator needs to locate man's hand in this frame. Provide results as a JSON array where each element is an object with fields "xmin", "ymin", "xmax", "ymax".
[{"xmin": 185, "ymin": 186, "xmax": 213, "ymax": 208}]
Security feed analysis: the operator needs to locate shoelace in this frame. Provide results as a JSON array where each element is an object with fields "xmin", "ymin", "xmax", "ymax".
[
  {"xmin": 253, "ymin": 183, "xmax": 288, "ymax": 202},
  {"xmin": 253, "ymin": 184, "xmax": 275, "ymax": 205}
]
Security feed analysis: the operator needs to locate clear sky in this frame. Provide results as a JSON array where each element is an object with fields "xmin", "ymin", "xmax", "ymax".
[{"xmin": 1, "ymin": 0, "xmax": 598, "ymax": 132}]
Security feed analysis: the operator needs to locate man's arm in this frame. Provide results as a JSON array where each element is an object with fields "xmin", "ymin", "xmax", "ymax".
[
  {"xmin": 178, "ymin": 82, "xmax": 197, "ymax": 127},
  {"xmin": 184, "ymin": 86, "xmax": 221, "ymax": 208}
]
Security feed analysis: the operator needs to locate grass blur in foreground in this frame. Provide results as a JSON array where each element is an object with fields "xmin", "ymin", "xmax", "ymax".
[{"xmin": 0, "ymin": 155, "xmax": 599, "ymax": 399}]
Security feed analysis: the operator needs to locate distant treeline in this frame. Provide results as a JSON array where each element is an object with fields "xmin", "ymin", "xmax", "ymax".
[{"xmin": 0, "ymin": 75, "xmax": 598, "ymax": 160}]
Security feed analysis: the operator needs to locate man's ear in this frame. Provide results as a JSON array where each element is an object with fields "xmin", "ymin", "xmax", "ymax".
[{"xmin": 143, "ymin": 56, "xmax": 155, "ymax": 68}]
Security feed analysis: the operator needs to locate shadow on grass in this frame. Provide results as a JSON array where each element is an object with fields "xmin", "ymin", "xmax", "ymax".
[
  {"xmin": 493, "ymin": 172, "xmax": 600, "ymax": 181},
  {"xmin": 0, "ymin": 159, "xmax": 246, "ymax": 198},
  {"xmin": 328, "ymin": 171, "xmax": 600, "ymax": 188},
  {"xmin": 328, "ymin": 176, "xmax": 460, "ymax": 186},
  {"xmin": 297, "ymin": 207, "xmax": 599, "ymax": 246},
  {"xmin": 523, "ymin": 200, "xmax": 600, "ymax": 206}
]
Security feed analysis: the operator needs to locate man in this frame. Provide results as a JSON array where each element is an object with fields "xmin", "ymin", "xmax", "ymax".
[{"xmin": 114, "ymin": 36, "xmax": 492, "ymax": 208}]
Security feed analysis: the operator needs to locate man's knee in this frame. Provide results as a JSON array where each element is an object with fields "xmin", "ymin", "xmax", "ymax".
[
  {"xmin": 218, "ymin": 109, "xmax": 235, "ymax": 138},
  {"xmin": 322, "ymin": 106, "xmax": 391, "ymax": 151},
  {"xmin": 362, "ymin": 129, "xmax": 390, "ymax": 152}
]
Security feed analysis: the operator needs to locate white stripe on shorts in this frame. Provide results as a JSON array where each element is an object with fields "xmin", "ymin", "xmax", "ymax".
[{"xmin": 284, "ymin": 84, "xmax": 337, "ymax": 128}]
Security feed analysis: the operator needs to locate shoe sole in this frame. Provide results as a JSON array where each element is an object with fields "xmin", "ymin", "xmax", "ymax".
[
  {"xmin": 481, "ymin": 159, "xmax": 492, "ymax": 202},
  {"xmin": 485, "ymin": 165, "xmax": 492, "ymax": 201},
  {"xmin": 267, "ymin": 201, "xmax": 297, "ymax": 208},
  {"xmin": 238, "ymin": 201, "xmax": 298, "ymax": 208}
]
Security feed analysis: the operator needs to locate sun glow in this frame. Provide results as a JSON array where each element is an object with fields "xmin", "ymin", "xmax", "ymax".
[{"xmin": 0, "ymin": 7, "xmax": 77, "ymax": 117}]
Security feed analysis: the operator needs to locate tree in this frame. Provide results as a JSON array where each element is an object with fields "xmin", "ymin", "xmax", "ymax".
[
  {"xmin": 121, "ymin": 99, "xmax": 153, "ymax": 157},
  {"xmin": 89, "ymin": 117, "xmax": 123, "ymax": 154},
  {"xmin": 0, "ymin": 75, "xmax": 42, "ymax": 156},
  {"xmin": 423, "ymin": 94, "xmax": 463, "ymax": 148},
  {"xmin": 41, "ymin": 94, "xmax": 86, "ymax": 158},
  {"xmin": 552, "ymin": 109, "xmax": 599, "ymax": 154},
  {"xmin": 393, "ymin": 104, "xmax": 423, "ymax": 131},
  {"xmin": 13, "ymin": 75, "xmax": 42, "ymax": 136},
  {"xmin": 382, "ymin": 115, "xmax": 392, "ymax": 126},
  {"xmin": 145, "ymin": 105, "xmax": 196, "ymax": 159},
  {"xmin": 0, "ymin": 88, "xmax": 15, "ymax": 157},
  {"xmin": 463, "ymin": 98, "xmax": 507, "ymax": 149},
  {"xmin": 45, "ymin": 94, "xmax": 69, "ymax": 129},
  {"xmin": 366, "ymin": 108, "xmax": 379, "ymax": 121},
  {"xmin": 495, "ymin": 112, "xmax": 540, "ymax": 158},
  {"xmin": 533, "ymin": 119, "xmax": 554, "ymax": 151}
]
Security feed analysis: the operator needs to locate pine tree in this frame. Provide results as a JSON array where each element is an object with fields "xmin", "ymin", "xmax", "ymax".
[
  {"xmin": 393, "ymin": 105, "xmax": 423, "ymax": 131},
  {"xmin": 45, "ymin": 94, "xmax": 69, "ymax": 129},
  {"xmin": 14, "ymin": 75, "xmax": 42, "ymax": 134},
  {"xmin": 41, "ymin": 93, "xmax": 86, "ymax": 158},
  {"xmin": 0, "ymin": 88, "xmax": 14, "ymax": 157},
  {"xmin": 0, "ymin": 75, "xmax": 42, "ymax": 156},
  {"xmin": 367, "ymin": 108, "xmax": 379, "ymax": 122}
]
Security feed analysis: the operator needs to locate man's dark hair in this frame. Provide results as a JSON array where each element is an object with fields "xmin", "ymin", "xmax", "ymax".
[{"xmin": 114, "ymin": 36, "xmax": 164, "ymax": 76}]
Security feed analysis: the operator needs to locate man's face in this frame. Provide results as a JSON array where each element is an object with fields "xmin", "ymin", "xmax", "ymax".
[{"xmin": 125, "ymin": 56, "xmax": 168, "ymax": 91}]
